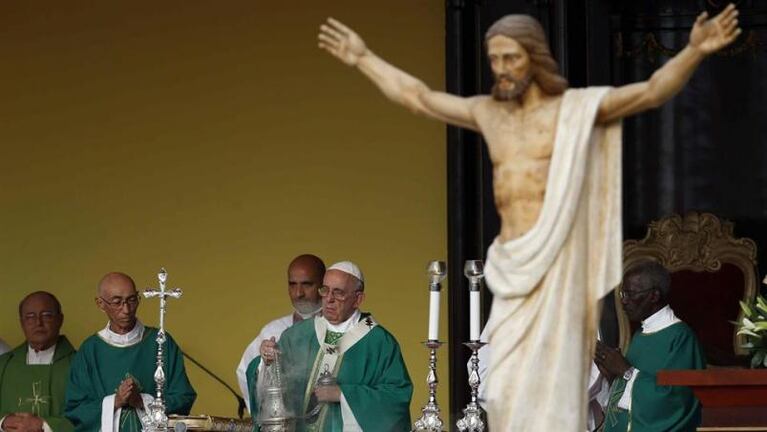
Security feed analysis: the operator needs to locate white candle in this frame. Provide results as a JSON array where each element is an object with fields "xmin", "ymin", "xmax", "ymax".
[
  {"xmin": 470, "ymin": 290, "xmax": 480, "ymax": 341},
  {"xmin": 428, "ymin": 290, "xmax": 440, "ymax": 341}
]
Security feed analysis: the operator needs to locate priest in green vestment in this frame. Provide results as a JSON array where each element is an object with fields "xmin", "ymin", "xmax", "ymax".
[
  {"xmin": 247, "ymin": 261, "xmax": 413, "ymax": 432},
  {"xmin": 64, "ymin": 272, "xmax": 196, "ymax": 432},
  {"xmin": 596, "ymin": 261, "xmax": 706, "ymax": 432},
  {"xmin": 1, "ymin": 292, "xmax": 75, "ymax": 432}
]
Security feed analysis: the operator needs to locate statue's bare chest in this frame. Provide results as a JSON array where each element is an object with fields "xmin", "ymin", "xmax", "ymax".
[{"xmin": 479, "ymin": 101, "xmax": 561, "ymax": 164}]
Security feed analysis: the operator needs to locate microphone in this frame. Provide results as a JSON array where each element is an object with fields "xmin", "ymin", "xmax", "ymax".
[{"xmin": 181, "ymin": 351, "xmax": 247, "ymax": 419}]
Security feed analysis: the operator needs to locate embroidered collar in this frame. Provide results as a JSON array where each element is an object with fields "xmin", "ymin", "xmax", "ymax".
[
  {"xmin": 324, "ymin": 331, "xmax": 344, "ymax": 345},
  {"xmin": 98, "ymin": 320, "xmax": 145, "ymax": 347}
]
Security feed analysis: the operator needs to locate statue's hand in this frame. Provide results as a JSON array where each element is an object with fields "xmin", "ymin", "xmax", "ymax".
[
  {"xmin": 318, "ymin": 18, "xmax": 367, "ymax": 66},
  {"xmin": 689, "ymin": 3, "xmax": 741, "ymax": 55}
]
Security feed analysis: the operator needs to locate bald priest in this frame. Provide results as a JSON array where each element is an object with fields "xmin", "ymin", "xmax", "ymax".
[{"xmin": 64, "ymin": 272, "xmax": 196, "ymax": 432}]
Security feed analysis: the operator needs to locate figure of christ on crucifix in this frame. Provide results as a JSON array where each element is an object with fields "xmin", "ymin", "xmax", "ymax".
[{"xmin": 318, "ymin": 5, "xmax": 740, "ymax": 431}]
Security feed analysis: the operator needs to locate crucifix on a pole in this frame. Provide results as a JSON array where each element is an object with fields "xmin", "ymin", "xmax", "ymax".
[{"xmin": 141, "ymin": 267, "xmax": 183, "ymax": 432}]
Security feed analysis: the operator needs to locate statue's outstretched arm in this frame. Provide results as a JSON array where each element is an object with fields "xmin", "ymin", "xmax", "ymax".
[
  {"xmin": 319, "ymin": 18, "xmax": 482, "ymax": 132},
  {"xmin": 597, "ymin": 4, "xmax": 741, "ymax": 124}
]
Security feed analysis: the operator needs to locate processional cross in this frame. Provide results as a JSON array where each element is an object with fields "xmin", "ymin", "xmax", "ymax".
[{"xmin": 141, "ymin": 268, "xmax": 183, "ymax": 432}]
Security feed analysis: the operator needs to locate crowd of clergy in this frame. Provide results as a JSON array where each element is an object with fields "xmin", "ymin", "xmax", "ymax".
[{"xmin": 0, "ymin": 255, "xmax": 704, "ymax": 432}]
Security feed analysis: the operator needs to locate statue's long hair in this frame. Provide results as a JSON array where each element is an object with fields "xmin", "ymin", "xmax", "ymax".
[{"xmin": 485, "ymin": 15, "xmax": 568, "ymax": 95}]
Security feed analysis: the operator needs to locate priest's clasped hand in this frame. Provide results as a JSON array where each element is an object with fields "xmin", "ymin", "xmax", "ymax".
[
  {"xmin": 594, "ymin": 341, "xmax": 632, "ymax": 382},
  {"xmin": 314, "ymin": 384, "xmax": 341, "ymax": 403},
  {"xmin": 260, "ymin": 337, "xmax": 281, "ymax": 365},
  {"xmin": 114, "ymin": 377, "xmax": 143, "ymax": 409},
  {"xmin": 1, "ymin": 412, "xmax": 44, "ymax": 432}
]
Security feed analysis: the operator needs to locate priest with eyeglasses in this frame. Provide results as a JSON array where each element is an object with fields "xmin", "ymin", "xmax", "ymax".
[
  {"xmin": 0, "ymin": 291, "xmax": 76, "ymax": 432},
  {"xmin": 246, "ymin": 261, "xmax": 413, "ymax": 432},
  {"xmin": 64, "ymin": 272, "xmax": 196, "ymax": 432}
]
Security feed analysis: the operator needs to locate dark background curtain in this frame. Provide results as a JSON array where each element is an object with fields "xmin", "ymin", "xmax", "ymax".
[{"xmin": 446, "ymin": 0, "xmax": 767, "ymax": 425}]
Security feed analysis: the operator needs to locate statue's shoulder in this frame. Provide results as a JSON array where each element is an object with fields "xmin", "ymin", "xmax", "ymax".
[
  {"xmin": 563, "ymin": 86, "xmax": 612, "ymax": 101},
  {"xmin": 471, "ymin": 95, "xmax": 494, "ymax": 110},
  {"xmin": 471, "ymin": 95, "xmax": 506, "ymax": 122}
]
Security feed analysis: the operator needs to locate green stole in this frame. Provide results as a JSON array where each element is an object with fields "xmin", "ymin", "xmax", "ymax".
[
  {"xmin": 0, "ymin": 336, "xmax": 76, "ymax": 431},
  {"xmin": 604, "ymin": 322, "xmax": 705, "ymax": 432},
  {"xmin": 302, "ymin": 315, "xmax": 377, "ymax": 431}
]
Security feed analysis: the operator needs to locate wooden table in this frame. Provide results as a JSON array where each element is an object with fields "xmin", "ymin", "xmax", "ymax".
[{"xmin": 657, "ymin": 368, "xmax": 767, "ymax": 432}]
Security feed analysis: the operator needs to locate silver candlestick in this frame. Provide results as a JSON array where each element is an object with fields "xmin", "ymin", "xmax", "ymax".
[
  {"xmin": 412, "ymin": 261, "xmax": 447, "ymax": 432},
  {"xmin": 457, "ymin": 341, "xmax": 487, "ymax": 432},
  {"xmin": 141, "ymin": 268, "xmax": 183, "ymax": 432},
  {"xmin": 457, "ymin": 260, "xmax": 486, "ymax": 432},
  {"xmin": 412, "ymin": 340, "xmax": 444, "ymax": 432}
]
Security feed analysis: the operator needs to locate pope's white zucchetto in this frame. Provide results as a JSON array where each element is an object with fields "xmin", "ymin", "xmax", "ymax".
[{"xmin": 327, "ymin": 261, "xmax": 365, "ymax": 284}]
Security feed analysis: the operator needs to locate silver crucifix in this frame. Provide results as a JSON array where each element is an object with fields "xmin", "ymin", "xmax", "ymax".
[{"xmin": 141, "ymin": 268, "xmax": 183, "ymax": 432}]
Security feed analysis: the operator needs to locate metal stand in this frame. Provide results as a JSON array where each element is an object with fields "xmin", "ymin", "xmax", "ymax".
[
  {"xmin": 142, "ymin": 268, "xmax": 183, "ymax": 432},
  {"xmin": 412, "ymin": 340, "xmax": 444, "ymax": 431},
  {"xmin": 456, "ymin": 341, "xmax": 487, "ymax": 432}
]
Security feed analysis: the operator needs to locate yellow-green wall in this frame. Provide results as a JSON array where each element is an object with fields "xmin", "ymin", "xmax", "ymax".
[{"xmin": 0, "ymin": 0, "xmax": 449, "ymax": 422}]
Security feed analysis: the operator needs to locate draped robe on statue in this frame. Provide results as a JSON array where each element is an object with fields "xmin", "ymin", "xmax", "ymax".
[
  {"xmin": 0, "ymin": 336, "xmax": 76, "ymax": 432},
  {"xmin": 64, "ymin": 323, "xmax": 196, "ymax": 432},
  {"xmin": 246, "ymin": 313, "xmax": 412, "ymax": 432},
  {"xmin": 484, "ymin": 87, "xmax": 623, "ymax": 431}
]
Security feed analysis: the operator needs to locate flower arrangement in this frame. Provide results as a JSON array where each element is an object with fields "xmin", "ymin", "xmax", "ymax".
[{"xmin": 737, "ymin": 293, "xmax": 767, "ymax": 368}]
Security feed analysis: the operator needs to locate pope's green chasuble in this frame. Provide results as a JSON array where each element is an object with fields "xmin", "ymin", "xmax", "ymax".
[
  {"xmin": 64, "ymin": 327, "xmax": 196, "ymax": 432},
  {"xmin": 246, "ymin": 314, "xmax": 412, "ymax": 432},
  {"xmin": 0, "ymin": 336, "xmax": 76, "ymax": 431},
  {"xmin": 604, "ymin": 322, "xmax": 705, "ymax": 432}
]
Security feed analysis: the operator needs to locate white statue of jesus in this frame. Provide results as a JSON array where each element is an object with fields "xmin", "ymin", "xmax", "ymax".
[{"xmin": 318, "ymin": 5, "xmax": 739, "ymax": 430}]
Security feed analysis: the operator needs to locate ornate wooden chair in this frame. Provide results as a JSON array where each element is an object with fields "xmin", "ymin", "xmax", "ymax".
[{"xmin": 615, "ymin": 212, "xmax": 759, "ymax": 365}]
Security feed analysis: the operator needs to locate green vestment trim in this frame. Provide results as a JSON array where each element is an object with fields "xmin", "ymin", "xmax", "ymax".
[
  {"xmin": 324, "ymin": 331, "xmax": 343, "ymax": 346},
  {"xmin": 0, "ymin": 336, "xmax": 76, "ymax": 431},
  {"xmin": 301, "ymin": 329, "xmax": 346, "ymax": 431}
]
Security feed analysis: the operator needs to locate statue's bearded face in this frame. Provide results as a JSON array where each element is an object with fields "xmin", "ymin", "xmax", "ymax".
[{"xmin": 487, "ymin": 35, "xmax": 533, "ymax": 101}]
